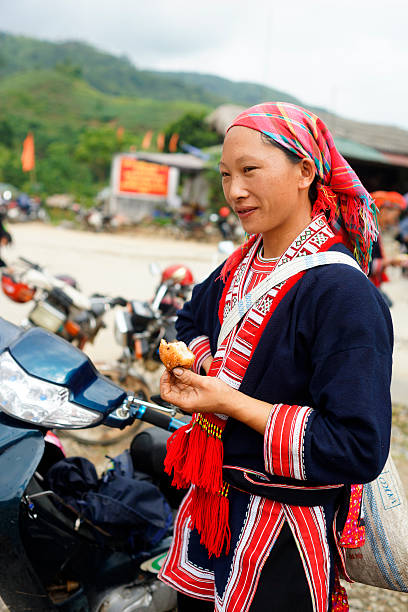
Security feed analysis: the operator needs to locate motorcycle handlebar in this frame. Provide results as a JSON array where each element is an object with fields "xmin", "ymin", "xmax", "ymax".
[
  {"xmin": 19, "ymin": 256, "xmax": 42, "ymax": 271},
  {"xmin": 133, "ymin": 404, "xmax": 185, "ymax": 432},
  {"xmin": 112, "ymin": 296, "xmax": 127, "ymax": 307},
  {"xmin": 91, "ymin": 295, "xmax": 127, "ymax": 308}
]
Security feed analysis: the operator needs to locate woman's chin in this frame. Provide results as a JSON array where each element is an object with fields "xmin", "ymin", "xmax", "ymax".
[{"xmin": 240, "ymin": 219, "xmax": 262, "ymax": 236}]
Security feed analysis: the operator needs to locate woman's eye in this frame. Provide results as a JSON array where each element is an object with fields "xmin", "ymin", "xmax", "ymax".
[
  {"xmin": 220, "ymin": 171, "xmax": 230, "ymax": 178},
  {"xmin": 243, "ymin": 166, "xmax": 257, "ymax": 173}
]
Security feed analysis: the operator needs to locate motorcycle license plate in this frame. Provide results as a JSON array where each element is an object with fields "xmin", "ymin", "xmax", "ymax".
[
  {"xmin": 139, "ymin": 552, "xmax": 168, "ymax": 574},
  {"xmin": 29, "ymin": 301, "xmax": 66, "ymax": 333}
]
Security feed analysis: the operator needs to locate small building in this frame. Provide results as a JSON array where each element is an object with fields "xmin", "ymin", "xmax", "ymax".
[{"xmin": 108, "ymin": 151, "xmax": 207, "ymax": 223}]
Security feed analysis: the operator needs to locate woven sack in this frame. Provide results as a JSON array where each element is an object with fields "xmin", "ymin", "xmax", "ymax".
[{"xmin": 345, "ymin": 454, "xmax": 408, "ymax": 592}]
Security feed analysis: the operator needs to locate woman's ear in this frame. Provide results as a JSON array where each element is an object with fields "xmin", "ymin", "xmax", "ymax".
[{"xmin": 298, "ymin": 158, "xmax": 315, "ymax": 189}]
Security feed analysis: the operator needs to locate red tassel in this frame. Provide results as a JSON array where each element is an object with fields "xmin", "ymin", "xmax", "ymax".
[
  {"xmin": 189, "ymin": 483, "xmax": 231, "ymax": 558},
  {"xmin": 312, "ymin": 184, "xmax": 338, "ymax": 223},
  {"xmin": 164, "ymin": 422, "xmax": 191, "ymax": 489},
  {"xmin": 182, "ymin": 419, "xmax": 223, "ymax": 492},
  {"xmin": 165, "ymin": 413, "xmax": 226, "ymax": 493}
]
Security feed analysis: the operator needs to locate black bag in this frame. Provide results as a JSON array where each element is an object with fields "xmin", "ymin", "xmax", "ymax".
[{"xmin": 45, "ymin": 451, "xmax": 172, "ymax": 552}]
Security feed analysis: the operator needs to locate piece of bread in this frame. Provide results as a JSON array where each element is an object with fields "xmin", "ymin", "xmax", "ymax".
[{"xmin": 159, "ymin": 339, "xmax": 195, "ymax": 371}]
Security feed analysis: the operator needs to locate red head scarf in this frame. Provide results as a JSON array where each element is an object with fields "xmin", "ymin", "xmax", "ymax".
[
  {"xmin": 224, "ymin": 102, "xmax": 378, "ymax": 273},
  {"xmin": 371, "ymin": 191, "xmax": 407, "ymax": 210}
]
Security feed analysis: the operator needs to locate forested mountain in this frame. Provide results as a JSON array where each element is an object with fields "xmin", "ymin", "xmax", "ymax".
[
  {"xmin": 0, "ymin": 32, "xmax": 300, "ymax": 107},
  {"xmin": 0, "ymin": 31, "xmax": 304, "ymax": 198}
]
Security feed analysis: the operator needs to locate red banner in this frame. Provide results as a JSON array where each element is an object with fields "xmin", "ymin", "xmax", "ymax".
[
  {"xmin": 21, "ymin": 132, "xmax": 35, "ymax": 172},
  {"xmin": 118, "ymin": 158, "xmax": 169, "ymax": 196},
  {"xmin": 141, "ymin": 130, "xmax": 153, "ymax": 149}
]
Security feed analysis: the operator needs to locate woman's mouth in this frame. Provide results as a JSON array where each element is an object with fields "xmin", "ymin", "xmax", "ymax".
[{"xmin": 236, "ymin": 207, "xmax": 257, "ymax": 219}]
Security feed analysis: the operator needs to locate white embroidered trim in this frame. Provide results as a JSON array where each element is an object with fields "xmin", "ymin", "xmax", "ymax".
[{"xmin": 264, "ymin": 403, "xmax": 314, "ymax": 480}]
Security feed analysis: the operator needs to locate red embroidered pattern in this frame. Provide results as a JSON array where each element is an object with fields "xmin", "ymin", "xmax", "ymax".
[
  {"xmin": 188, "ymin": 335, "xmax": 212, "ymax": 374},
  {"xmin": 213, "ymin": 215, "xmax": 334, "ymax": 391}
]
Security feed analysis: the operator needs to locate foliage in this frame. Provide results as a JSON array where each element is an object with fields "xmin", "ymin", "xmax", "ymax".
[
  {"xmin": 0, "ymin": 31, "xmax": 304, "ymax": 108},
  {"xmin": 0, "ymin": 68, "xmax": 210, "ymax": 198},
  {"xmin": 0, "ymin": 31, "xmax": 309, "ymax": 203},
  {"xmin": 164, "ymin": 112, "xmax": 222, "ymax": 151},
  {"xmin": 158, "ymin": 71, "xmax": 302, "ymax": 107}
]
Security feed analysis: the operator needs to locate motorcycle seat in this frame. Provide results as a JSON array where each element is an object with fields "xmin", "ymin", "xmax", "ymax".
[{"xmin": 130, "ymin": 424, "xmax": 189, "ymax": 509}]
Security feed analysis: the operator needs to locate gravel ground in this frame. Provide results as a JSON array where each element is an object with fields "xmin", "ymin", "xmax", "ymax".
[{"xmin": 0, "ymin": 223, "xmax": 407, "ymax": 611}]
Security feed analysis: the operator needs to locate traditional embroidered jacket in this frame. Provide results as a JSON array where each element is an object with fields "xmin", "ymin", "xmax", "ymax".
[{"xmin": 159, "ymin": 216, "xmax": 393, "ymax": 612}]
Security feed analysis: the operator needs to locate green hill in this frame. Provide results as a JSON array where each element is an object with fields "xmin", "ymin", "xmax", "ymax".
[
  {"xmin": 0, "ymin": 32, "xmax": 302, "ymax": 107},
  {"xmin": 0, "ymin": 31, "xmax": 309, "ymax": 199},
  {"xmin": 0, "ymin": 68, "xmax": 209, "ymax": 142},
  {"xmin": 155, "ymin": 71, "xmax": 302, "ymax": 107}
]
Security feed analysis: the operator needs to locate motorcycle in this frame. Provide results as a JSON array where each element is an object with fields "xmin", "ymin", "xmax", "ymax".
[
  {"xmin": 113, "ymin": 263, "xmax": 194, "ymax": 379},
  {"xmin": 0, "ymin": 318, "xmax": 186, "ymax": 611},
  {"xmin": 1, "ymin": 256, "xmax": 127, "ymax": 350},
  {"xmin": 6, "ymin": 194, "xmax": 49, "ymax": 223}
]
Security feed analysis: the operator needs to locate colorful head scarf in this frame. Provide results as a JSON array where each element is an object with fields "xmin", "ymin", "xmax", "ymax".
[
  {"xmin": 371, "ymin": 191, "xmax": 407, "ymax": 211},
  {"xmin": 226, "ymin": 102, "xmax": 378, "ymax": 273}
]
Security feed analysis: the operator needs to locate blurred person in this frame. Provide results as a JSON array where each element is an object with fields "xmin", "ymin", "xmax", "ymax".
[
  {"xmin": 158, "ymin": 103, "xmax": 392, "ymax": 612},
  {"xmin": 217, "ymin": 204, "xmax": 234, "ymax": 239},
  {"xmin": 369, "ymin": 191, "xmax": 408, "ymax": 294},
  {"xmin": 395, "ymin": 194, "xmax": 408, "ymax": 260},
  {"xmin": 0, "ymin": 206, "xmax": 12, "ymax": 267}
]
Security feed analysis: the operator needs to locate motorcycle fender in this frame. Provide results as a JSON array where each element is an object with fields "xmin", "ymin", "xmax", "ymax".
[
  {"xmin": 0, "ymin": 423, "xmax": 44, "ymax": 503},
  {"xmin": 0, "ymin": 425, "xmax": 55, "ymax": 611}
]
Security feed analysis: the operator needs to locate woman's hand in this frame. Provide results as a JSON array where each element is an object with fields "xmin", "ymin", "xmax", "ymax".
[
  {"xmin": 160, "ymin": 367, "xmax": 232, "ymax": 416},
  {"xmin": 160, "ymin": 367, "xmax": 273, "ymax": 435}
]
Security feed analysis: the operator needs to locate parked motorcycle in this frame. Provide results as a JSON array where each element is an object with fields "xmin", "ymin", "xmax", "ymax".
[
  {"xmin": 113, "ymin": 263, "xmax": 194, "ymax": 377},
  {"xmin": 2, "ymin": 256, "xmax": 127, "ymax": 350},
  {"xmin": 72, "ymin": 204, "xmax": 117, "ymax": 233},
  {"xmin": 0, "ymin": 318, "xmax": 186, "ymax": 611},
  {"xmin": 6, "ymin": 193, "xmax": 49, "ymax": 223}
]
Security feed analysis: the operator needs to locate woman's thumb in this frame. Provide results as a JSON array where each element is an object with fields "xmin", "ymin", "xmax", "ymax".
[{"xmin": 172, "ymin": 367, "xmax": 196, "ymax": 381}]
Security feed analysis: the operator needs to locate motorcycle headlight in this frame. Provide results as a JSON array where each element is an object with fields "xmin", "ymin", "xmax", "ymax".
[{"xmin": 0, "ymin": 352, "xmax": 102, "ymax": 428}]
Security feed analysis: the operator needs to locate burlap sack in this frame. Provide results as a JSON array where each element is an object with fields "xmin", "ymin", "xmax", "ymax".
[{"xmin": 345, "ymin": 454, "xmax": 408, "ymax": 592}]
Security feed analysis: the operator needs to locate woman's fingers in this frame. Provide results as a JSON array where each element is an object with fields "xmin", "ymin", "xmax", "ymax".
[{"xmin": 160, "ymin": 367, "xmax": 209, "ymax": 411}]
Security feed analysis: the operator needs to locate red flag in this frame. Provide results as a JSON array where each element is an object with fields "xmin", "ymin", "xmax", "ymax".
[
  {"xmin": 21, "ymin": 132, "xmax": 35, "ymax": 172},
  {"xmin": 168, "ymin": 133, "xmax": 179, "ymax": 153},
  {"xmin": 141, "ymin": 130, "xmax": 153, "ymax": 149},
  {"xmin": 156, "ymin": 132, "xmax": 165, "ymax": 152}
]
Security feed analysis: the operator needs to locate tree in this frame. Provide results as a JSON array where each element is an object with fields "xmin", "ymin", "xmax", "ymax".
[
  {"xmin": 75, "ymin": 126, "xmax": 128, "ymax": 183},
  {"xmin": 37, "ymin": 142, "xmax": 93, "ymax": 195},
  {"xmin": 0, "ymin": 120, "xmax": 14, "ymax": 148},
  {"xmin": 164, "ymin": 112, "xmax": 222, "ymax": 151}
]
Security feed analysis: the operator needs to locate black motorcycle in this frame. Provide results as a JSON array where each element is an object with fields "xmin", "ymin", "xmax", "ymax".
[{"xmin": 0, "ymin": 318, "xmax": 187, "ymax": 611}]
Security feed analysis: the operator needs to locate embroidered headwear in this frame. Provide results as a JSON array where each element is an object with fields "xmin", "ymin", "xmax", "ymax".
[
  {"xmin": 371, "ymin": 190, "xmax": 407, "ymax": 210},
  {"xmin": 225, "ymin": 102, "xmax": 378, "ymax": 274}
]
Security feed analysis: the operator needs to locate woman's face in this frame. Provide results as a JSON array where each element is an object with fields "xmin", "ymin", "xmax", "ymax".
[
  {"xmin": 379, "ymin": 205, "xmax": 400, "ymax": 230},
  {"xmin": 220, "ymin": 126, "xmax": 312, "ymax": 241}
]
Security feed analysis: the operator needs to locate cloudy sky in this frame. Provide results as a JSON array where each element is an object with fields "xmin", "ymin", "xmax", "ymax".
[{"xmin": 2, "ymin": 0, "xmax": 408, "ymax": 129}]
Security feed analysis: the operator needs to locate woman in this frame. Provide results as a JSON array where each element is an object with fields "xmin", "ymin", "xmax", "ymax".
[
  {"xmin": 369, "ymin": 191, "xmax": 408, "ymax": 292},
  {"xmin": 158, "ymin": 103, "xmax": 393, "ymax": 612}
]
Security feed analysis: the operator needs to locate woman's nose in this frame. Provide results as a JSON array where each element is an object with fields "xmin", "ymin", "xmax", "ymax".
[{"xmin": 227, "ymin": 176, "xmax": 248, "ymax": 202}]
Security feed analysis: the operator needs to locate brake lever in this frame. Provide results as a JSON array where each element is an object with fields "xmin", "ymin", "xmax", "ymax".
[{"xmin": 128, "ymin": 396, "xmax": 177, "ymax": 416}]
